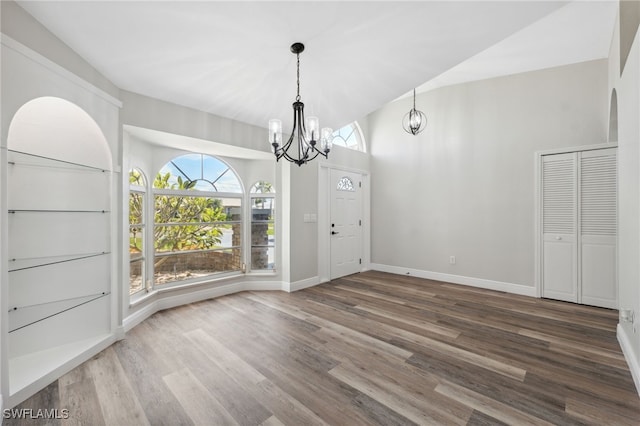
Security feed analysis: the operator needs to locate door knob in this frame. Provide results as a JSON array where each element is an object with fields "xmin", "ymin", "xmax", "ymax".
[{"xmin": 331, "ymin": 231, "xmax": 339, "ymax": 235}]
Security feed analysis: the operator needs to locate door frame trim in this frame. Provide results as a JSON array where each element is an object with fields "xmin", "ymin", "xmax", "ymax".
[
  {"xmin": 318, "ymin": 164, "xmax": 370, "ymax": 283},
  {"xmin": 534, "ymin": 142, "xmax": 617, "ymax": 298}
]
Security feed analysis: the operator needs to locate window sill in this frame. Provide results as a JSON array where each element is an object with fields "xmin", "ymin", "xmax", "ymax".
[
  {"xmin": 129, "ymin": 289, "xmax": 159, "ymax": 309},
  {"xmin": 128, "ymin": 270, "xmax": 279, "ymax": 309},
  {"xmin": 246, "ymin": 270, "xmax": 278, "ymax": 277},
  {"xmin": 155, "ymin": 270, "xmax": 244, "ymax": 293}
]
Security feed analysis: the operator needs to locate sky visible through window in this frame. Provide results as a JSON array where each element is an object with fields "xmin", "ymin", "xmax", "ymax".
[
  {"xmin": 157, "ymin": 154, "xmax": 242, "ymax": 193},
  {"xmin": 331, "ymin": 122, "xmax": 365, "ymax": 152}
]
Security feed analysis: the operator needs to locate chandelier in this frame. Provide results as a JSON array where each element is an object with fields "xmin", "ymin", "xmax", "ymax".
[
  {"xmin": 402, "ymin": 88, "xmax": 427, "ymax": 135},
  {"xmin": 269, "ymin": 43, "xmax": 332, "ymax": 166}
]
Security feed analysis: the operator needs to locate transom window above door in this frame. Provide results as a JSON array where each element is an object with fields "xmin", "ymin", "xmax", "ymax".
[{"xmin": 331, "ymin": 122, "xmax": 366, "ymax": 152}]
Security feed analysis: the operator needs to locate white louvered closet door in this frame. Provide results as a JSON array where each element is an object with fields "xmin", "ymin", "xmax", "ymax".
[
  {"xmin": 580, "ymin": 148, "xmax": 617, "ymax": 308},
  {"xmin": 541, "ymin": 148, "xmax": 617, "ymax": 308},
  {"xmin": 542, "ymin": 152, "xmax": 578, "ymax": 303}
]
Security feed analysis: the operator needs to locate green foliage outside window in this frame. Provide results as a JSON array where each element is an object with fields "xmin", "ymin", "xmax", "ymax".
[
  {"xmin": 154, "ymin": 172, "xmax": 227, "ymax": 252},
  {"xmin": 129, "ymin": 171, "xmax": 228, "ymax": 256}
]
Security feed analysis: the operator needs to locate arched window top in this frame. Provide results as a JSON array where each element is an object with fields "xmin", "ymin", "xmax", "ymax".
[
  {"xmin": 337, "ymin": 176, "xmax": 355, "ymax": 191},
  {"xmin": 609, "ymin": 89, "xmax": 618, "ymax": 143},
  {"xmin": 154, "ymin": 154, "xmax": 242, "ymax": 193},
  {"xmin": 331, "ymin": 122, "xmax": 366, "ymax": 153},
  {"xmin": 250, "ymin": 181, "xmax": 275, "ymax": 194},
  {"xmin": 129, "ymin": 168, "xmax": 147, "ymax": 188}
]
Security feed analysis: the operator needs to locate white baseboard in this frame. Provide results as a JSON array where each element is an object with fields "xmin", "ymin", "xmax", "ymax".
[
  {"xmin": 114, "ymin": 326, "xmax": 126, "ymax": 341},
  {"xmin": 287, "ymin": 276, "xmax": 321, "ymax": 292},
  {"xmin": 370, "ymin": 263, "xmax": 537, "ymax": 297},
  {"xmin": 123, "ymin": 300, "xmax": 159, "ymax": 333},
  {"xmin": 617, "ymin": 324, "xmax": 640, "ymax": 396}
]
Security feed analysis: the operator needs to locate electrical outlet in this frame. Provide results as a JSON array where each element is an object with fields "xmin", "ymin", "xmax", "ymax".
[
  {"xmin": 449, "ymin": 256, "xmax": 456, "ymax": 265},
  {"xmin": 620, "ymin": 309, "xmax": 635, "ymax": 323}
]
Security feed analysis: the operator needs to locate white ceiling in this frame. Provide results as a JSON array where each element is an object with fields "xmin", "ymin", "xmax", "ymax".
[
  {"xmin": 415, "ymin": 0, "xmax": 617, "ymax": 94},
  {"xmin": 17, "ymin": 1, "xmax": 616, "ymax": 133}
]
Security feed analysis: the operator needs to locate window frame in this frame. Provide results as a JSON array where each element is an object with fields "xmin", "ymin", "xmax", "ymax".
[
  {"xmin": 128, "ymin": 168, "xmax": 147, "ymax": 297},
  {"xmin": 150, "ymin": 155, "xmax": 245, "ymax": 287},
  {"xmin": 249, "ymin": 181, "xmax": 276, "ymax": 272},
  {"xmin": 331, "ymin": 121, "xmax": 367, "ymax": 153}
]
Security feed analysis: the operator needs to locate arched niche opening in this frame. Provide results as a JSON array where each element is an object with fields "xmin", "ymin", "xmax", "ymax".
[
  {"xmin": 609, "ymin": 89, "xmax": 618, "ymax": 143},
  {"xmin": 8, "ymin": 96, "xmax": 112, "ymax": 169},
  {"xmin": 5, "ymin": 96, "xmax": 113, "ymax": 400}
]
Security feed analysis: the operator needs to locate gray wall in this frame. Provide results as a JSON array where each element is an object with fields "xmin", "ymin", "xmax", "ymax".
[
  {"xmin": 289, "ymin": 142, "xmax": 371, "ymax": 283},
  {"xmin": 121, "ymin": 91, "xmax": 268, "ymax": 155},
  {"xmin": 368, "ymin": 59, "xmax": 608, "ymax": 288},
  {"xmin": 1, "ymin": 0, "xmax": 120, "ymax": 99},
  {"xmin": 289, "ymin": 164, "xmax": 320, "ymax": 282},
  {"xmin": 612, "ymin": 3, "xmax": 640, "ymax": 390},
  {"xmin": 620, "ymin": 0, "xmax": 640, "ymax": 75}
]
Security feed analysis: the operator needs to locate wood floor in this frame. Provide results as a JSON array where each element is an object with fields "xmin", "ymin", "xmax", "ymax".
[{"xmin": 7, "ymin": 271, "xmax": 640, "ymax": 425}]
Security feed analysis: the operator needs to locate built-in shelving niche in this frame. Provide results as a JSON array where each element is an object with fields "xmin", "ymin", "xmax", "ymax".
[{"xmin": 7, "ymin": 150, "xmax": 112, "ymax": 397}]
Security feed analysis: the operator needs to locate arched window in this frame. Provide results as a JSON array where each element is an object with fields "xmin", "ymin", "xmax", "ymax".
[
  {"xmin": 331, "ymin": 122, "xmax": 366, "ymax": 152},
  {"xmin": 157, "ymin": 153, "xmax": 243, "ymax": 192},
  {"xmin": 152, "ymin": 154, "xmax": 243, "ymax": 285},
  {"xmin": 129, "ymin": 168, "xmax": 147, "ymax": 295},
  {"xmin": 250, "ymin": 181, "xmax": 275, "ymax": 271},
  {"xmin": 609, "ymin": 89, "xmax": 618, "ymax": 143}
]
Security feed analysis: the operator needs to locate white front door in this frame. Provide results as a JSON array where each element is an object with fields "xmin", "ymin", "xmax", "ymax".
[{"xmin": 330, "ymin": 169, "xmax": 362, "ymax": 279}]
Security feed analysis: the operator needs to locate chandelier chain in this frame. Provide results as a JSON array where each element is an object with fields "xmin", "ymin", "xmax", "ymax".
[{"xmin": 296, "ymin": 53, "xmax": 301, "ymax": 102}]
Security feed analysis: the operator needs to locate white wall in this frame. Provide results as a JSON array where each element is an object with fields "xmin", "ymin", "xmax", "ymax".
[
  {"xmin": 368, "ymin": 59, "xmax": 608, "ymax": 290},
  {"xmin": 0, "ymin": 1, "xmax": 119, "ymax": 102},
  {"xmin": 121, "ymin": 91, "xmax": 268, "ymax": 155},
  {"xmin": 612, "ymin": 3, "xmax": 640, "ymax": 392}
]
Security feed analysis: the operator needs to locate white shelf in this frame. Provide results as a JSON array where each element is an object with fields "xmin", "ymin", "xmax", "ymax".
[{"xmin": 9, "ymin": 333, "xmax": 114, "ymax": 406}]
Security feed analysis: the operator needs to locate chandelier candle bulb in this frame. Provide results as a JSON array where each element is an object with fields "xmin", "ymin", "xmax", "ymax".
[
  {"xmin": 306, "ymin": 116, "xmax": 319, "ymax": 143},
  {"xmin": 409, "ymin": 111, "xmax": 422, "ymax": 128},
  {"xmin": 320, "ymin": 127, "xmax": 333, "ymax": 151},
  {"xmin": 402, "ymin": 88, "xmax": 427, "ymax": 135},
  {"xmin": 269, "ymin": 119, "xmax": 282, "ymax": 150}
]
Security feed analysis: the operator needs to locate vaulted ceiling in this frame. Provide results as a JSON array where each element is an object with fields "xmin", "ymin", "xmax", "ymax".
[{"xmin": 17, "ymin": 1, "xmax": 617, "ymax": 132}]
